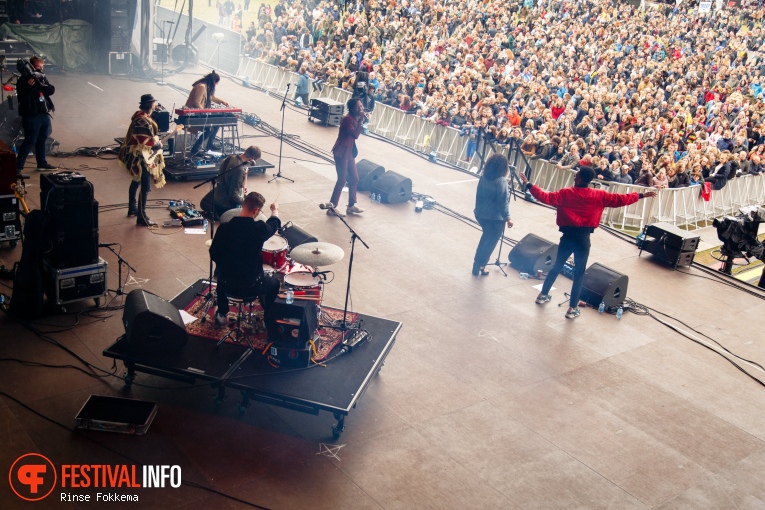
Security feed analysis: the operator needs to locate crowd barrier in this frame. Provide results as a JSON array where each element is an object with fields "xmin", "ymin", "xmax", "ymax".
[{"xmin": 235, "ymin": 55, "xmax": 765, "ymax": 232}]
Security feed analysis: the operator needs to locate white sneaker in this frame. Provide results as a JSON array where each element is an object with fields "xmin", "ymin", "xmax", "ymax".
[
  {"xmin": 346, "ymin": 205, "xmax": 364, "ymax": 214},
  {"xmin": 326, "ymin": 208, "xmax": 345, "ymax": 218},
  {"xmin": 215, "ymin": 313, "xmax": 228, "ymax": 326}
]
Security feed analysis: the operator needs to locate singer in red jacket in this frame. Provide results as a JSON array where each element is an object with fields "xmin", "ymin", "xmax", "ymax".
[
  {"xmin": 519, "ymin": 168, "xmax": 656, "ymax": 319},
  {"xmin": 323, "ymin": 98, "xmax": 366, "ymax": 217}
]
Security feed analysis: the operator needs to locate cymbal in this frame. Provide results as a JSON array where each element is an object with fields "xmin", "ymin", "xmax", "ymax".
[{"xmin": 290, "ymin": 242, "xmax": 344, "ymax": 266}]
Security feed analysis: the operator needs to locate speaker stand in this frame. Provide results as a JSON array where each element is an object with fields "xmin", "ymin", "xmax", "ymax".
[
  {"xmin": 102, "ymin": 245, "xmax": 136, "ymax": 296},
  {"xmin": 487, "ymin": 220, "xmax": 509, "ymax": 277}
]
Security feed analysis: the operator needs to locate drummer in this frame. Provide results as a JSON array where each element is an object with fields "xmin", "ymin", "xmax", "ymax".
[{"xmin": 209, "ymin": 191, "xmax": 281, "ymax": 326}]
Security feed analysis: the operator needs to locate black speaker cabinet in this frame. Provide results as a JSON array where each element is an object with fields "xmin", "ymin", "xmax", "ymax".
[
  {"xmin": 151, "ymin": 111, "xmax": 171, "ymax": 132},
  {"xmin": 356, "ymin": 159, "xmax": 385, "ymax": 191},
  {"xmin": 40, "ymin": 172, "xmax": 94, "ymax": 206},
  {"xmin": 281, "ymin": 223, "xmax": 318, "ymax": 251},
  {"xmin": 642, "ymin": 222, "xmax": 699, "ymax": 269},
  {"xmin": 265, "ymin": 298, "xmax": 318, "ymax": 348},
  {"xmin": 370, "ymin": 171, "xmax": 413, "ymax": 204},
  {"xmin": 123, "ymin": 290, "xmax": 188, "ymax": 354},
  {"xmin": 508, "ymin": 234, "xmax": 558, "ymax": 274},
  {"xmin": 581, "ymin": 263, "xmax": 629, "ymax": 309},
  {"xmin": 645, "ymin": 222, "xmax": 700, "ymax": 252}
]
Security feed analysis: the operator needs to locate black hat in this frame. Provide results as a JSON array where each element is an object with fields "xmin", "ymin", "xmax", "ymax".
[{"xmin": 139, "ymin": 94, "xmax": 157, "ymax": 108}]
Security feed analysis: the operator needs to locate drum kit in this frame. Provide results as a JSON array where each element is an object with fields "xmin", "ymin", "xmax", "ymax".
[{"xmin": 204, "ymin": 233, "xmax": 344, "ymax": 314}]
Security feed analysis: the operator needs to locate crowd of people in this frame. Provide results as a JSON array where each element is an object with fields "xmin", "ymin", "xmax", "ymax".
[{"xmin": 237, "ymin": 0, "xmax": 765, "ymax": 190}]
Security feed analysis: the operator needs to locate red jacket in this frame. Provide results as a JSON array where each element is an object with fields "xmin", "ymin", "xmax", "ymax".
[
  {"xmin": 530, "ymin": 185, "xmax": 640, "ymax": 228},
  {"xmin": 332, "ymin": 113, "xmax": 363, "ymax": 160}
]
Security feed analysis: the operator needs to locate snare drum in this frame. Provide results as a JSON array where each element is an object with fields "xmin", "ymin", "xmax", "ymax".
[
  {"xmin": 284, "ymin": 271, "xmax": 321, "ymax": 296},
  {"xmin": 262, "ymin": 235, "xmax": 289, "ymax": 269}
]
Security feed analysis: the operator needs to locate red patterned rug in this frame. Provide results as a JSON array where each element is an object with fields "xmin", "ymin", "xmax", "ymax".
[{"xmin": 183, "ymin": 285, "xmax": 357, "ymax": 362}]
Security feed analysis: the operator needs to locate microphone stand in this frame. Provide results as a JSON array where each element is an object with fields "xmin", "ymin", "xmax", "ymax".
[
  {"xmin": 101, "ymin": 245, "xmax": 136, "ymax": 296},
  {"xmin": 320, "ymin": 205, "xmax": 369, "ymax": 342},
  {"xmin": 269, "ymin": 83, "xmax": 294, "ymax": 183},
  {"xmin": 193, "ymin": 157, "xmax": 251, "ymax": 321}
]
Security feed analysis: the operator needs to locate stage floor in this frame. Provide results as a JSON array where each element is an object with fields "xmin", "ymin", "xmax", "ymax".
[{"xmin": 103, "ymin": 280, "xmax": 401, "ymax": 437}]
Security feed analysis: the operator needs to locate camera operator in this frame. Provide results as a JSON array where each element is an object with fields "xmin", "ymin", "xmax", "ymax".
[{"xmin": 15, "ymin": 56, "xmax": 56, "ymax": 173}]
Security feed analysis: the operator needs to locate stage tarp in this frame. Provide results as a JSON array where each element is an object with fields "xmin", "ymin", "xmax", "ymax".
[{"xmin": 0, "ymin": 20, "xmax": 93, "ymax": 69}]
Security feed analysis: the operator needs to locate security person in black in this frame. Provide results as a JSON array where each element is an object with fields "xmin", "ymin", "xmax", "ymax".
[
  {"xmin": 209, "ymin": 191, "xmax": 281, "ymax": 326},
  {"xmin": 15, "ymin": 56, "xmax": 56, "ymax": 173}
]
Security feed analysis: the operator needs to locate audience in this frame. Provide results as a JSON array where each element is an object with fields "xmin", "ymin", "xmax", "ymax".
[{"xmin": 237, "ymin": 0, "xmax": 765, "ymax": 189}]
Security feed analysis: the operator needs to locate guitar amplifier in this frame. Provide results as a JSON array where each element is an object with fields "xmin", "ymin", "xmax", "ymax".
[
  {"xmin": 40, "ymin": 172, "xmax": 94, "ymax": 207},
  {"xmin": 265, "ymin": 298, "xmax": 318, "ymax": 348}
]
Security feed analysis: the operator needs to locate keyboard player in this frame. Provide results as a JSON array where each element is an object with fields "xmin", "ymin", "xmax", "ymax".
[{"xmin": 185, "ymin": 71, "xmax": 230, "ymax": 156}]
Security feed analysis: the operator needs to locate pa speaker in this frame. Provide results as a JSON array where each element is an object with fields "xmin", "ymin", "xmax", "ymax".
[
  {"xmin": 356, "ymin": 159, "xmax": 385, "ymax": 191},
  {"xmin": 123, "ymin": 290, "xmax": 188, "ymax": 354},
  {"xmin": 508, "ymin": 234, "xmax": 558, "ymax": 274},
  {"xmin": 281, "ymin": 222, "xmax": 318, "ymax": 251},
  {"xmin": 370, "ymin": 170, "xmax": 412, "ymax": 204},
  {"xmin": 581, "ymin": 263, "xmax": 629, "ymax": 309},
  {"xmin": 265, "ymin": 298, "xmax": 318, "ymax": 348}
]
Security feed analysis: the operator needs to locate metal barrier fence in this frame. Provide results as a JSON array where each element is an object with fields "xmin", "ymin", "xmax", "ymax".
[{"xmin": 236, "ymin": 55, "xmax": 765, "ymax": 231}]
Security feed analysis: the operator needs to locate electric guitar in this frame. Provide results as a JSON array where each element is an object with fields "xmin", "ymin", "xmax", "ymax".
[
  {"xmin": 11, "ymin": 179, "xmax": 29, "ymax": 216},
  {"xmin": 146, "ymin": 125, "xmax": 183, "ymax": 165}
]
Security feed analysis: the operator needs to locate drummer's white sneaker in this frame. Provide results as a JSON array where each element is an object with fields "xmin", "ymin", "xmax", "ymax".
[
  {"xmin": 215, "ymin": 312, "xmax": 228, "ymax": 326},
  {"xmin": 346, "ymin": 205, "xmax": 364, "ymax": 214}
]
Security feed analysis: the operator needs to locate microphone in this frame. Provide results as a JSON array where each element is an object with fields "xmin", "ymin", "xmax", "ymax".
[
  {"xmin": 286, "ymin": 83, "xmax": 290, "ymax": 90},
  {"xmin": 318, "ymin": 203, "xmax": 334, "ymax": 210},
  {"xmin": 99, "ymin": 243, "xmax": 118, "ymax": 247},
  {"xmin": 311, "ymin": 270, "xmax": 330, "ymax": 278},
  {"xmin": 156, "ymin": 102, "xmax": 166, "ymax": 111}
]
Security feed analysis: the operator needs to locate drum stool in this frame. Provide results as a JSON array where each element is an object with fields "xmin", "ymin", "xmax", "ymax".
[{"xmin": 216, "ymin": 293, "xmax": 262, "ymax": 350}]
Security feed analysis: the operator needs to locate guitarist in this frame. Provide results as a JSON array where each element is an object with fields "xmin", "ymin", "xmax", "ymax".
[{"xmin": 118, "ymin": 94, "xmax": 167, "ymax": 227}]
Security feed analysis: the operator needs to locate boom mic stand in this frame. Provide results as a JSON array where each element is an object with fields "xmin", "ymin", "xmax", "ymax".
[
  {"xmin": 193, "ymin": 158, "xmax": 251, "ymax": 320},
  {"xmin": 101, "ymin": 244, "xmax": 136, "ymax": 296},
  {"xmin": 269, "ymin": 83, "xmax": 294, "ymax": 183},
  {"xmin": 320, "ymin": 205, "xmax": 369, "ymax": 345}
]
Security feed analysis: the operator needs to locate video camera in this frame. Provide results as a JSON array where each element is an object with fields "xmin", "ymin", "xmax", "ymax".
[
  {"xmin": 16, "ymin": 58, "xmax": 46, "ymax": 83},
  {"xmin": 16, "ymin": 58, "xmax": 36, "ymax": 77}
]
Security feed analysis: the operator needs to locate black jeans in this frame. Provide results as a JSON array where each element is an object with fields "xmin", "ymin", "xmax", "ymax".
[
  {"xmin": 16, "ymin": 114, "xmax": 51, "ymax": 170},
  {"xmin": 217, "ymin": 274, "xmax": 280, "ymax": 316},
  {"xmin": 474, "ymin": 217, "xmax": 505, "ymax": 268},
  {"xmin": 191, "ymin": 126, "xmax": 220, "ymax": 154},
  {"xmin": 542, "ymin": 233, "xmax": 591, "ymax": 308}
]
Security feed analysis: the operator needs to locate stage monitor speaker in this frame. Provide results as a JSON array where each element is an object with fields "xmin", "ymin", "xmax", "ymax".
[
  {"xmin": 356, "ymin": 159, "xmax": 385, "ymax": 191},
  {"xmin": 265, "ymin": 298, "xmax": 318, "ymax": 348},
  {"xmin": 508, "ymin": 233, "xmax": 558, "ymax": 274},
  {"xmin": 581, "ymin": 263, "xmax": 629, "ymax": 309},
  {"xmin": 370, "ymin": 171, "xmax": 412, "ymax": 204},
  {"xmin": 281, "ymin": 222, "xmax": 318, "ymax": 251},
  {"xmin": 123, "ymin": 290, "xmax": 188, "ymax": 354}
]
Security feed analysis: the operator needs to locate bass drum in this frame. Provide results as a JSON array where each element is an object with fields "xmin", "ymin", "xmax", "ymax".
[{"xmin": 172, "ymin": 44, "xmax": 199, "ymax": 65}]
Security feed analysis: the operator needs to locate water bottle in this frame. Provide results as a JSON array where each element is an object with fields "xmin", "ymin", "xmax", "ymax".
[
  {"xmin": 203, "ymin": 218, "xmax": 209, "ymax": 232},
  {"xmin": 376, "ymin": 193, "xmax": 382, "ymax": 204},
  {"xmin": 616, "ymin": 306, "xmax": 623, "ymax": 320},
  {"xmin": 371, "ymin": 192, "xmax": 376, "ymax": 203},
  {"xmin": 285, "ymin": 287, "xmax": 294, "ymax": 304},
  {"xmin": 598, "ymin": 301, "xmax": 605, "ymax": 314}
]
